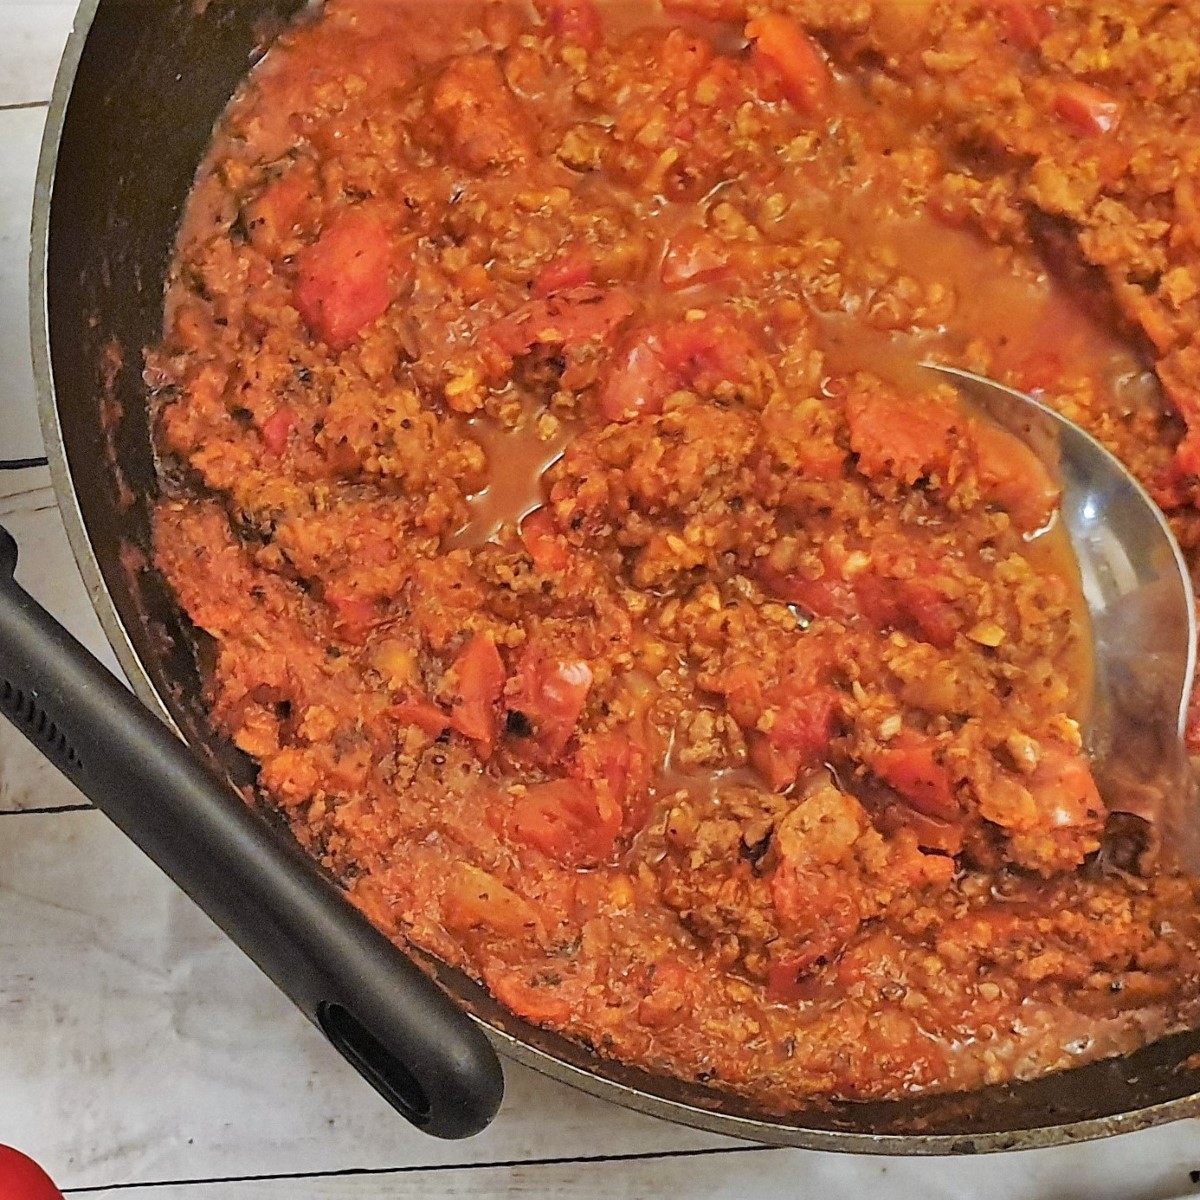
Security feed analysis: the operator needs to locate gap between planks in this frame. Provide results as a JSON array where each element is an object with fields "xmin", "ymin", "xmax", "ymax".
[
  {"xmin": 60, "ymin": 1145, "xmax": 778, "ymax": 1195},
  {"xmin": 0, "ymin": 803, "xmax": 94, "ymax": 816}
]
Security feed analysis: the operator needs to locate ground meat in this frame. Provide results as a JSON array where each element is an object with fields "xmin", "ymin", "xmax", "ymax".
[{"xmin": 147, "ymin": 0, "xmax": 1200, "ymax": 1113}]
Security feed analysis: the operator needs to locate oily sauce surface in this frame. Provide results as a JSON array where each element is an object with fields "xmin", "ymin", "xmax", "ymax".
[{"xmin": 149, "ymin": 0, "xmax": 1200, "ymax": 1108}]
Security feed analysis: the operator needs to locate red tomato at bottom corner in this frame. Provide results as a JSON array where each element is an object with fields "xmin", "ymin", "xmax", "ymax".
[{"xmin": 0, "ymin": 1147, "xmax": 64, "ymax": 1200}]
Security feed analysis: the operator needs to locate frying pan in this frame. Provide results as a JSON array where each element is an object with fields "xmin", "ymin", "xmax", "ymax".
[{"xmin": 9, "ymin": 0, "xmax": 1200, "ymax": 1152}]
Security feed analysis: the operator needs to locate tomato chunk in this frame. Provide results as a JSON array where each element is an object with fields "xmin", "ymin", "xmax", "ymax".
[
  {"xmin": 507, "ymin": 649, "xmax": 594, "ymax": 757},
  {"xmin": 873, "ymin": 733, "xmax": 959, "ymax": 822},
  {"xmin": 745, "ymin": 14, "xmax": 832, "ymax": 114},
  {"xmin": 767, "ymin": 866, "xmax": 860, "ymax": 995},
  {"xmin": 260, "ymin": 407, "xmax": 296, "ymax": 455},
  {"xmin": 510, "ymin": 778, "xmax": 623, "ymax": 865},
  {"xmin": 846, "ymin": 387, "xmax": 959, "ymax": 484},
  {"xmin": 1053, "ymin": 81, "xmax": 1122, "ymax": 136},
  {"xmin": 327, "ymin": 591, "xmax": 379, "ymax": 640},
  {"xmin": 487, "ymin": 968, "xmax": 572, "ymax": 1025},
  {"xmin": 247, "ymin": 164, "xmax": 318, "ymax": 254},
  {"xmin": 760, "ymin": 553, "xmax": 960, "ymax": 649},
  {"xmin": 599, "ymin": 330, "xmax": 679, "ymax": 422},
  {"xmin": 392, "ymin": 699, "xmax": 451, "ymax": 738},
  {"xmin": 442, "ymin": 863, "xmax": 546, "ymax": 941},
  {"xmin": 532, "ymin": 249, "xmax": 594, "ymax": 297},
  {"xmin": 990, "ymin": 0, "xmax": 1053, "ymax": 51},
  {"xmin": 969, "ymin": 418, "xmax": 1060, "ymax": 533},
  {"xmin": 600, "ymin": 314, "xmax": 755, "ymax": 422},
  {"xmin": 294, "ymin": 209, "xmax": 396, "ymax": 351},
  {"xmin": 519, "ymin": 507, "xmax": 570, "ymax": 573},
  {"xmin": 571, "ymin": 730, "xmax": 651, "ymax": 835},
  {"xmin": 1027, "ymin": 742, "xmax": 1103, "ymax": 829},
  {"xmin": 535, "ymin": 0, "xmax": 603, "ymax": 49},
  {"xmin": 748, "ymin": 688, "xmax": 838, "ymax": 791},
  {"xmin": 448, "ymin": 634, "xmax": 506, "ymax": 756},
  {"xmin": 479, "ymin": 285, "xmax": 635, "ymax": 375}
]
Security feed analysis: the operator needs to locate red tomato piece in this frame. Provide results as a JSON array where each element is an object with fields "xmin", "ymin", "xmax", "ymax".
[
  {"xmin": 571, "ymin": 730, "xmax": 652, "ymax": 835},
  {"xmin": 759, "ymin": 564, "xmax": 858, "ymax": 624},
  {"xmin": 0, "ymin": 1146, "xmax": 64, "ymax": 1200},
  {"xmin": 1053, "ymin": 81, "xmax": 1122, "ymax": 136},
  {"xmin": 599, "ymin": 330, "xmax": 679, "ymax": 422},
  {"xmin": 392, "ymin": 699, "xmax": 451, "ymax": 738},
  {"xmin": 1013, "ymin": 349, "xmax": 1064, "ymax": 394},
  {"xmin": 749, "ymin": 688, "xmax": 838, "ymax": 791},
  {"xmin": 327, "ymin": 591, "xmax": 379, "ymax": 640},
  {"xmin": 260, "ymin": 407, "xmax": 295, "ymax": 455},
  {"xmin": 532, "ymin": 250, "xmax": 594, "ymax": 297},
  {"xmin": 990, "ymin": 0, "xmax": 1054, "ymax": 51},
  {"xmin": 1027, "ymin": 742, "xmax": 1103, "ymax": 829},
  {"xmin": 745, "ymin": 14, "xmax": 832, "ymax": 114},
  {"xmin": 519, "ymin": 507, "xmax": 570, "ymax": 573},
  {"xmin": 766, "ymin": 953, "xmax": 824, "ymax": 1003},
  {"xmin": 535, "ymin": 0, "xmax": 603, "ymax": 49},
  {"xmin": 748, "ymin": 732, "xmax": 801, "ymax": 793},
  {"xmin": 970, "ymin": 418, "xmax": 1061, "ymax": 533},
  {"xmin": 897, "ymin": 576, "xmax": 960, "ymax": 650},
  {"xmin": 713, "ymin": 663, "xmax": 765, "ymax": 729},
  {"xmin": 660, "ymin": 226, "xmax": 730, "ymax": 289},
  {"xmin": 479, "ymin": 285, "xmax": 635, "ymax": 372},
  {"xmin": 766, "ymin": 867, "xmax": 860, "ymax": 995},
  {"xmin": 873, "ymin": 733, "xmax": 959, "ymax": 822},
  {"xmin": 770, "ymin": 689, "xmax": 838, "ymax": 759},
  {"xmin": 636, "ymin": 959, "xmax": 694, "ymax": 1028},
  {"xmin": 510, "ymin": 777, "xmax": 623, "ymax": 865},
  {"xmin": 507, "ymin": 650, "xmax": 594, "ymax": 757},
  {"xmin": 448, "ymin": 634, "xmax": 506, "ymax": 756},
  {"xmin": 294, "ymin": 210, "xmax": 396, "ymax": 351},
  {"xmin": 760, "ymin": 555, "xmax": 958, "ymax": 647},
  {"xmin": 599, "ymin": 314, "xmax": 755, "ymax": 423},
  {"xmin": 486, "ymin": 968, "xmax": 573, "ymax": 1025},
  {"xmin": 846, "ymin": 387, "xmax": 959, "ymax": 484},
  {"xmin": 247, "ymin": 166, "xmax": 317, "ymax": 253},
  {"xmin": 854, "ymin": 568, "xmax": 960, "ymax": 650},
  {"xmin": 656, "ymin": 313, "xmax": 755, "ymax": 387}
]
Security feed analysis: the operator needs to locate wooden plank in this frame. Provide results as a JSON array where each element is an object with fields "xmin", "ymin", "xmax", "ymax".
[
  {"xmin": 0, "ymin": 466, "xmax": 51, "ymax": 504},
  {"xmin": 0, "ymin": 810, "xmax": 735, "ymax": 1191},
  {"xmin": 0, "ymin": 1, "xmax": 76, "ymax": 107},
  {"xmin": 58, "ymin": 1124, "xmax": 1200, "ymax": 1199},
  {"xmin": 0, "ymin": 104, "xmax": 49, "ymax": 463}
]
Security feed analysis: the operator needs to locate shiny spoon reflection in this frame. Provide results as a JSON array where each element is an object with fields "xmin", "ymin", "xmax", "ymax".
[{"xmin": 924, "ymin": 364, "xmax": 1198, "ymax": 872}]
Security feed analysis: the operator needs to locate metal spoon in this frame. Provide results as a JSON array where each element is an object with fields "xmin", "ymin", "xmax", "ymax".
[{"xmin": 925, "ymin": 364, "xmax": 1199, "ymax": 871}]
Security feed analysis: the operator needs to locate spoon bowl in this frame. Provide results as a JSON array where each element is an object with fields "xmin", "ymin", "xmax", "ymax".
[{"xmin": 925, "ymin": 364, "xmax": 1199, "ymax": 871}]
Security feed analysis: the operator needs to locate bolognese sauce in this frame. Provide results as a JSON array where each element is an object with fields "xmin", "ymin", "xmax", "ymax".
[{"xmin": 147, "ymin": 0, "xmax": 1200, "ymax": 1107}]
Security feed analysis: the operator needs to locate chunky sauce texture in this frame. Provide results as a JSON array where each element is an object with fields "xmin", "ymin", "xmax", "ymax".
[{"xmin": 148, "ymin": 0, "xmax": 1200, "ymax": 1108}]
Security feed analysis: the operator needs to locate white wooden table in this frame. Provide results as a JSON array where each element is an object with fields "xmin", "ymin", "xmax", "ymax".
[{"xmin": 0, "ymin": 3, "xmax": 1198, "ymax": 1196}]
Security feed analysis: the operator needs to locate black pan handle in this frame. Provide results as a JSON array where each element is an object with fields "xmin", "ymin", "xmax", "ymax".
[{"xmin": 0, "ymin": 524, "xmax": 503, "ymax": 1138}]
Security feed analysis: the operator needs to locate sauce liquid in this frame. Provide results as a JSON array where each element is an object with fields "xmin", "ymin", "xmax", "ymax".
[{"xmin": 450, "ymin": 411, "xmax": 570, "ymax": 549}]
